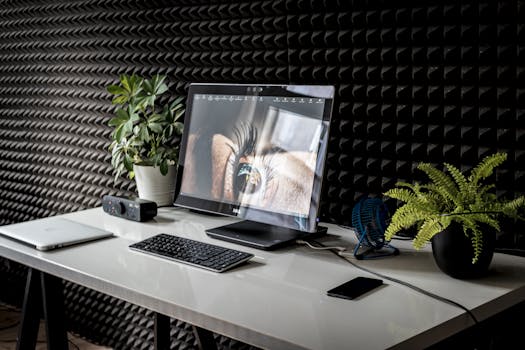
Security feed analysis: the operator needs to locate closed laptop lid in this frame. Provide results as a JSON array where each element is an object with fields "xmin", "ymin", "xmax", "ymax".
[{"xmin": 0, "ymin": 217, "xmax": 113, "ymax": 251}]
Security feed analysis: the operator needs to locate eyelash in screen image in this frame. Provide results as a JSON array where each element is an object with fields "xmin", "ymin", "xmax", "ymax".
[{"xmin": 226, "ymin": 123, "xmax": 278, "ymax": 205}]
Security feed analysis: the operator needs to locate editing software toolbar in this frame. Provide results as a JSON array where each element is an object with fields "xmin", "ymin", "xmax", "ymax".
[{"xmin": 194, "ymin": 94, "xmax": 325, "ymax": 104}]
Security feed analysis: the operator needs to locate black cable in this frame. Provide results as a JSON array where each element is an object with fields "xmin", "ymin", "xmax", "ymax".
[
  {"xmin": 390, "ymin": 235, "xmax": 414, "ymax": 241},
  {"xmin": 0, "ymin": 304, "xmax": 21, "ymax": 313},
  {"xmin": 308, "ymin": 239, "xmax": 479, "ymax": 325},
  {"xmin": 0, "ymin": 321, "xmax": 20, "ymax": 331},
  {"xmin": 68, "ymin": 337, "xmax": 80, "ymax": 350},
  {"xmin": 338, "ymin": 224, "xmax": 414, "ymax": 241}
]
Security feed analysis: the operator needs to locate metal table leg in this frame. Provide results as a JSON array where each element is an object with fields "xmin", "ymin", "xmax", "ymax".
[
  {"xmin": 17, "ymin": 268, "xmax": 41, "ymax": 350},
  {"xmin": 16, "ymin": 268, "xmax": 68, "ymax": 350},
  {"xmin": 193, "ymin": 325, "xmax": 217, "ymax": 350},
  {"xmin": 154, "ymin": 312, "xmax": 170, "ymax": 350}
]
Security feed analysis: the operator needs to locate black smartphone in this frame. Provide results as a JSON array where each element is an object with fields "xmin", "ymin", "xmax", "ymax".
[{"xmin": 327, "ymin": 277, "xmax": 383, "ymax": 300}]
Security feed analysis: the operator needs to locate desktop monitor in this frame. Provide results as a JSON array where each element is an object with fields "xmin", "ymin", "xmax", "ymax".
[{"xmin": 174, "ymin": 83, "xmax": 334, "ymax": 249}]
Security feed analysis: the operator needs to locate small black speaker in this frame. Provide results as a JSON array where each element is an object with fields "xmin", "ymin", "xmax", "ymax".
[{"xmin": 102, "ymin": 195, "xmax": 157, "ymax": 222}]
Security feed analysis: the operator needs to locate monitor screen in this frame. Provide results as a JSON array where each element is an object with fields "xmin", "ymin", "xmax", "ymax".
[{"xmin": 174, "ymin": 84, "xmax": 334, "ymax": 233}]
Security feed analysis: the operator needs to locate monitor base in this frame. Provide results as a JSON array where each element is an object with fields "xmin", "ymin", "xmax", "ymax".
[
  {"xmin": 206, "ymin": 220, "xmax": 327, "ymax": 250},
  {"xmin": 189, "ymin": 208, "xmax": 223, "ymax": 217}
]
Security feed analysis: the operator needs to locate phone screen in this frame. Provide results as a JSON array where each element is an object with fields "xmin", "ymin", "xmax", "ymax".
[{"xmin": 326, "ymin": 277, "xmax": 383, "ymax": 300}]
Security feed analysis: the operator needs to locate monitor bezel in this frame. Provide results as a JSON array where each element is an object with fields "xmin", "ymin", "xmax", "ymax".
[{"xmin": 173, "ymin": 83, "xmax": 334, "ymax": 233}]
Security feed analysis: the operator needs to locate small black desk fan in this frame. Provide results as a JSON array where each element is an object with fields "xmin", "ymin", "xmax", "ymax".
[{"xmin": 351, "ymin": 196, "xmax": 399, "ymax": 260}]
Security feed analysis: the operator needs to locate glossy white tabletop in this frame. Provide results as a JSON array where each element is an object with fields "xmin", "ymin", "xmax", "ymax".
[{"xmin": 1, "ymin": 207, "xmax": 525, "ymax": 349}]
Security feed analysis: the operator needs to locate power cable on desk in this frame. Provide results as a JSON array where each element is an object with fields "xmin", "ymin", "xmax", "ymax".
[
  {"xmin": 390, "ymin": 235, "xmax": 414, "ymax": 241},
  {"xmin": 338, "ymin": 224, "xmax": 414, "ymax": 241},
  {"xmin": 296, "ymin": 239, "xmax": 479, "ymax": 325},
  {"xmin": 68, "ymin": 337, "xmax": 80, "ymax": 350}
]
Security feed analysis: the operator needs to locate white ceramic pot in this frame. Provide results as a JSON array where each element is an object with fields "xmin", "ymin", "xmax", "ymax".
[{"xmin": 133, "ymin": 164, "xmax": 177, "ymax": 207}]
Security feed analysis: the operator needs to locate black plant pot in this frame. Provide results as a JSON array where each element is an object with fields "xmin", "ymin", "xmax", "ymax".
[{"xmin": 431, "ymin": 222, "xmax": 496, "ymax": 279}]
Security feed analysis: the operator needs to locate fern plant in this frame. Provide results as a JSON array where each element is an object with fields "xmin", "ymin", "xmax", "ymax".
[{"xmin": 384, "ymin": 152, "xmax": 525, "ymax": 263}]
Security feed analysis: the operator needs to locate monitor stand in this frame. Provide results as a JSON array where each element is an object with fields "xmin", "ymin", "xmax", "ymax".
[{"xmin": 206, "ymin": 220, "xmax": 327, "ymax": 250}]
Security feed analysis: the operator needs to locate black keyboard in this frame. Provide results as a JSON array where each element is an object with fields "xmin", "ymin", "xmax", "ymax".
[{"xmin": 129, "ymin": 233, "xmax": 254, "ymax": 273}]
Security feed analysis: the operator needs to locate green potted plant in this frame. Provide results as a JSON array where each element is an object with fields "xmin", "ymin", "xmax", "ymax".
[
  {"xmin": 107, "ymin": 73, "xmax": 185, "ymax": 206},
  {"xmin": 383, "ymin": 152, "xmax": 525, "ymax": 279}
]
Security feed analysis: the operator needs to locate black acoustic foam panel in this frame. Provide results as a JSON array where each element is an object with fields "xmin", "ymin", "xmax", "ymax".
[
  {"xmin": 285, "ymin": 0, "xmax": 525, "ymax": 224},
  {"xmin": 0, "ymin": 0, "xmax": 524, "ymax": 348}
]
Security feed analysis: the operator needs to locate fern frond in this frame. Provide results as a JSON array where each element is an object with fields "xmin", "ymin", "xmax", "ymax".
[
  {"xmin": 469, "ymin": 200, "xmax": 496, "ymax": 214},
  {"xmin": 422, "ymin": 184, "xmax": 457, "ymax": 209},
  {"xmin": 500, "ymin": 196, "xmax": 525, "ymax": 219},
  {"xmin": 468, "ymin": 152, "xmax": 507, "ymax": 185},
  {"xmin": 384, "ymin": 204, "xmax": 432, "ymax": 240},
  {"xmin": 445, "ymin": 214, "xmax": 498, "ymax": 264},
  {"xmin": 393, "ymin": 181, "xmax": 416, "ymax": 189},
  {"xmin": 415, "ymin": 185, "xmax": 449, "ymax": 212},
  {"xmin": 412, "ymin": 217, "xmax": 451, "ymax": 249},
  {"xmin": 417, "ymin": 163, "xmax": 458, "ymax": 200},
  {"xmin": 445, "ymin": 163, "xmax": 468, "ymax": 194},
  {"xmin": 469, "ymin": 227, "xmax": 484, "ymax": 264},
  {"xmin": 394, "ymin": 182, "xmax": 425, "ymax": 196},
  {"xmin": 385, "ymin": 186, "xmax": 444, "ymax": 216},
  {"xmin": 478, "ymin": 184, "xmax": 495, "ymax": 194},
  {"xmin": 453, "ymin": 216, "xmax": 485, "ymax": 264},
  {"xmin": 475, "ymin": 185, "xmax": 497, "ymax": 209},
  {"xmin": 464, "ymin": 212, "xmax": 500, "ymax": 232},
  {"xmin": 383, "ymin": 188, "xmax": 417, "ymax": 204}
]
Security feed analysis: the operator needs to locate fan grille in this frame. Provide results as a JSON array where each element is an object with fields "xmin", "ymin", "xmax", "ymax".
[{"xmin": 352, "ymin": 197, "xmax": 389, "ymax": 249}]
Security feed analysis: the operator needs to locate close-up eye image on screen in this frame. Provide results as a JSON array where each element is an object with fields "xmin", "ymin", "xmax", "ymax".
[{"xmin": 175, "ymin": 84, "xmax": 334, "ymax": 249}]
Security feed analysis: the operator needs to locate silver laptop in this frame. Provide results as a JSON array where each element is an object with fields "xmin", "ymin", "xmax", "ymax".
[{"xmin": 0, "ymin": 217, "xmax": 114, "ymax": 251}]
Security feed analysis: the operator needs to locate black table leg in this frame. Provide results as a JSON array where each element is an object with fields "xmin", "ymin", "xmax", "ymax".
[
  {"xmin": 154, "ymin": 312, "xmax": 170, "ymax": 350},
  {"xmin": 40, "ymin": 272, "xmax": 68, "ymax": 350},
  {"xmin": 16, "ymin": 268, "xmax": 68, "ymax": 350},
  {"xmin": 18, "ymin": 268, "xmax": 217, "ymax": 350},
  {"xmin": 17, "ymin": 268, "xmax": 42, "ymax": 350},
  {"xmin": 193, "ymin": 326, "xmax": 217, "ymax": 350}
]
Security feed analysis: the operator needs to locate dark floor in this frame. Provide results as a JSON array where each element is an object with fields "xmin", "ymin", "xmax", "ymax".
[{"xmin": 0, "ymin": 303, "xmax": 111, "ymax": 350}]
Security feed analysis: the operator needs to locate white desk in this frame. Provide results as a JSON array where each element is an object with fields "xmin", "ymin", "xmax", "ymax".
[{"xmin": 1, "ymin": 207, "xmax": 525, "ymax": 349}]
